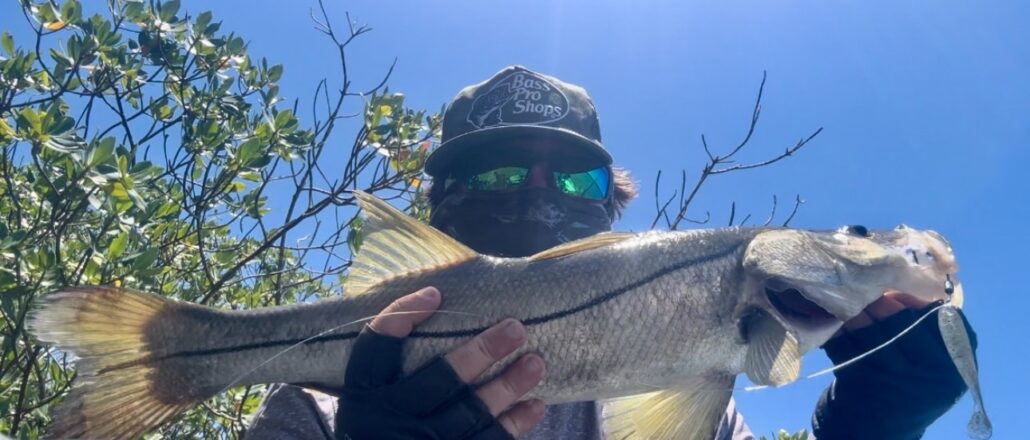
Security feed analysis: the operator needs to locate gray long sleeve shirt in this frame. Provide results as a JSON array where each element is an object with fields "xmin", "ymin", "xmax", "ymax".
[{"xmin": 245, "ymin": 384, "xmax": 755, "ymax": 440}]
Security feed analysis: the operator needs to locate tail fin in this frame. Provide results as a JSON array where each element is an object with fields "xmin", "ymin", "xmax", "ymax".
[{"xmin": 29, "ymin": 286, "xmax": 198, "ymax": 439}]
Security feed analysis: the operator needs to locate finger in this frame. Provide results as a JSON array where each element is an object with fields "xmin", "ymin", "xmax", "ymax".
[
  {"xmin": 865, "ymin": 295, "xmax": 908, "ymax": 321},
  {"xmin": 368, "ymin": 287, "xmax": 441, "ymax": 338},
  {"xmin": 345, "ymin": 326, "xmax": 406, "ymax": 388},
  {"xmin": 884, "ymin": 290, "xmax": 934, "ymax": 309},
  {"xmin": 496, "ymin": 399, "xmax": 547, "ymax": 438},
  {"xmin": 476, "ymin": 354, "xmax": 546, "ymax": 416},
  {"xmin": 843, "ymin": 311, "xmax": 874, "ymax": 330},
  {"xmin": 445, "ymin": 319, "xmax": 528, "ymax": 383}
]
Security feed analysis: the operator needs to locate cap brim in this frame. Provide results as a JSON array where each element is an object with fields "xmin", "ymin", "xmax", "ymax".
[{"xmin": 425, "ymin": 125, "xmax": 612, "ymax": 177}]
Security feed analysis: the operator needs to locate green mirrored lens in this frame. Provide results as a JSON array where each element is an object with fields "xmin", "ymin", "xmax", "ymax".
[
  {"xmin": 554, "ymin": 167, "xmax": 610, "ymax": 200},
  {"xmin": 466, "ymin": 167, "xmax": 528, "ymax": 191}
]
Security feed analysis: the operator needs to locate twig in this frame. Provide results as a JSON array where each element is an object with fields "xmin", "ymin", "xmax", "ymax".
[
  {"xmin": 651, "ymin": 71, "xmax": 821, "ymax": 230},
  {"xmin": 782, "ymin": 195, "xmax": 804, "ymax": 227}
]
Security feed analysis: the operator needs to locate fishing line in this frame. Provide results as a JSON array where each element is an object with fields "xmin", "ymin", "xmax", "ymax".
[
  {"xmin": 742, "ymin": 302, "xmax": 949, "ymax": 392},
  {"xmin": 218, "ymin": 309, "xmax": 486, "ymax": 394}
]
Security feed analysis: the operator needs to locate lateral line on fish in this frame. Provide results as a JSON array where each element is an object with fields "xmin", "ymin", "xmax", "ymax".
[
  {"xmin": 218, "ymin": 310, "xmax": 485, "ymax": 393},
  {"xmin": 97, "ymin": 242, "xmax": 744, "ymax": 375}
]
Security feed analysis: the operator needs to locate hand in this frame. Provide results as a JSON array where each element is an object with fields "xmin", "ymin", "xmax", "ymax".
[
  {"xmin": 813, "ymin": 291, "xmax": 977, "ymax": 440},
  {"xmin": 335, "ymin": 287, "xmax": 547, "ymax": 439},
  {"xmin": 840, "ymin": 290, "xmax": 933, "ymax": 331}
]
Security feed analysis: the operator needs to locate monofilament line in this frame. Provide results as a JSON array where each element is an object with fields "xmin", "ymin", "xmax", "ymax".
[
  {"xmin": 219, "ymin": 309, "xmax": 485, "ymax": 393},
  {"xmin": 743, "ymin": 303, "xmax": 948, "ymax": 392}
]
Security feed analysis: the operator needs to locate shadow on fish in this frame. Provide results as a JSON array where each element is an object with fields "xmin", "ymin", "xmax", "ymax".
[{"xmin": 28, "ymin": 191, "xmax": 987, "ymax": 439}]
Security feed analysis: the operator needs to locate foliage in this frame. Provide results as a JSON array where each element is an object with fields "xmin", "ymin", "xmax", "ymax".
[
  {"xmin": 759, "ymin": 428, "xmax": 811, "ymax": 440},
  {"xmin": 0, "ymin": 0, "xmax": 437, "ymax": 438}
]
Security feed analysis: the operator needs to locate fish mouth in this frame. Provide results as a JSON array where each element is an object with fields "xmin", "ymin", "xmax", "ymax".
[{"xmin": 764, "ymin": 280, "xmax": 838, "ymax": 330}]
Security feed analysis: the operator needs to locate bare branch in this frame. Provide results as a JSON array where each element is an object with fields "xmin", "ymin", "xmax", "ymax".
[
  {"xmin": 782, "ymin": 195, "xmax": 805, "ymax": 227},
  {"xmin": 652, "ymin": 72, "xmax": 821, "ymax": 230},
  {"xmin": 763, "ymin": 195, "xmax": 778, "ymax": 227}
]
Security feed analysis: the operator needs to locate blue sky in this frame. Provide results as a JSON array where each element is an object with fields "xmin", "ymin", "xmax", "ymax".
[
  {"xmin": 6, "ymin": 0, "xmax": 1028, "ymax": 437},
  {"xmin": 215, "ymin": 2, "xmax": 1026, "ymax": 437},
  {"xmin": 229, "ymin": 1, "xmax": 1030, "ymax": 437}
]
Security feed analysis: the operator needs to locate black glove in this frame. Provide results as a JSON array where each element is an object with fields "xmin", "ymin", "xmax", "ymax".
[
  {"xmin": 335, "ymin": 326, "xmax": 513, "ymax": 440},
  {"xmin": 812, "ymin": 302, "xmax": 977, "ymax": 440}
]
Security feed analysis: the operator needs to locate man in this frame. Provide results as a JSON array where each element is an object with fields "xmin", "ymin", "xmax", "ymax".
[{"xmin": 248, "ymin": 66, "xmax": 975, "ymax": 439}]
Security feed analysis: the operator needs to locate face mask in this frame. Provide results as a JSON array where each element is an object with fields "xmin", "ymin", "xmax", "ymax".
[{"xmin": 429, "ymin": 188, "xmax": 612, "ymax": 258}]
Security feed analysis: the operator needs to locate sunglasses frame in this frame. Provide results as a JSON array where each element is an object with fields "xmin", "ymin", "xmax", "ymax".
[{"xmin": 445, "ymin": 164, "xmax": 613, "ymax": 201}]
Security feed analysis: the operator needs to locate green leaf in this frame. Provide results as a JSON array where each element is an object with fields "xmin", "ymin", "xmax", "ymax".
[
  {"xmin": 122, "ymin": 1, "xmax": 145, "ymax": 21},
  {"xmin": 0, "ymin": 230, "xmax": 27, "ymax": 251},
  {"xmin": 0, "ymin": 267, "xmax": 16, "ymax": 291},
  {"xmin": 238, "ymin": 170, "xmax": 261, "ymax": 182},
  {"xmin": 15, "ymin": 108, "xmax": 43, "ymax": 138},
  {"xmin": 155, "ymin": 201, "xmax": 180, "ymax": 218},
  {"xmin": 237, "ymin": 138, "xmax": 261, "ymax": 166},
  {"xmin": 61, "ymin": 0, "xmax": 82, "ymax": 24},
  {"xmin": 127, "ymin": 187, "xmax": 146, "ymax": 209},
  {"xmin": 89, "ymin": 137, "xmax": 116, "ymax": 167},
  {"xmin": 267, "ymin": 64, "xmax": 283, "ymax": 82},
  {"xmin": 107, "ymin": 231, "xmax": 129, "ymax": 260},
  {"xmin": 36, "ymin": 2, "xmax": 58, "ymax": 23},
  {"xmin": 1, "ymin": 32, "xmax": 13, "ymax": 57},
  {"xmin": 196, "ymin": 11, "xmax": 213, "ymax": 33},
  {"xmin": 274, "ymin": 109, "xmax": 295, "ymax": 130},
  {"xmin": 0, "ymin": 285, "xmax": 17, "ymax": 319},
  {"xmin": 213, "ymin": 250, "xmax": 235, "ymax": 265},
  {"xmin": 347, "ymin": 216, "xmax": 363, "ymax": 253},
  {"xmin": 131, "ymin": 248, "xmax": 160, "ymax": 270},
  {"xmin": 159, "ymin": 0, "xmax": 180, "ymax": 22},
  {"xmin": 48, "ymin": 115, "xmax": 75, "ymax": 135}
]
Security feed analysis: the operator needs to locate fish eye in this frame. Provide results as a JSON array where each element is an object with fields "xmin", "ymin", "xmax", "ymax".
[{"xmin": 846, "ymin": 225, "xmax": 870, "ymax": 237}]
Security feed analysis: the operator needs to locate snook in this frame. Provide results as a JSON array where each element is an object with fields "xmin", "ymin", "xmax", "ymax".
[{"xmin": 29, "ymin": 192, "xmax": 961, "ymax": 439}]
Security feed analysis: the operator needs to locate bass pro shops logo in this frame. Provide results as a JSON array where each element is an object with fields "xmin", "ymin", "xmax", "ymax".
[{"xmin": 466, "ymin": 72, "xmax": 570, "ymax": 129}]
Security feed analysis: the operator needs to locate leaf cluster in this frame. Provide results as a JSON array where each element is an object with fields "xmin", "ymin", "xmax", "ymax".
[{"xmin": 0, "ymin": 1, "xmax": 438, "ymax": 437}]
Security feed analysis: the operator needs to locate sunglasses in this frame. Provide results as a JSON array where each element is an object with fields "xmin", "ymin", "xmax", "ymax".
[{"xmin": 455, "ymin": 165, "xmax": 611, "ymax": 200}]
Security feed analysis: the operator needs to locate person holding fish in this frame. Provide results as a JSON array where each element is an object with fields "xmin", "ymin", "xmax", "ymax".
[
  {"xmin": 242, "ymin": 66, "xmax": 979, "ymax": 439},
  {"xmin": 29, "ymin": 66, "xmax": 983, "ymax": 440}
]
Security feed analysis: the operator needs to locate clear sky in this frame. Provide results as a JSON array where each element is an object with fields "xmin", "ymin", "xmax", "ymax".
[
  {"xmin": 7, "ymin": 0, "xmax": 1028, "ymax": 438},
  {"xmin": 215, "ymin": 1, "xmax": 1030, "ymax": 437}
]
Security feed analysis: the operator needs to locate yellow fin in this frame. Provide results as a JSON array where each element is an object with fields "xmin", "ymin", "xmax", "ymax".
[
  {"xmin": 29, "ymin": 286, "xmax": 194, "ymax": 439},
  {"xmin": 744, "ymin": 310, "xmax": 802, "ymax": 386},
  {"xmin": 602, "ymin": 375, "xmax": 735, "ymax": 440},
  {"xmin": 527, "ymin": 232, "xmax": 636, "ymax": 262},
  {"xmin": 348, "ymin": 191, "xmax": 477, "ymax": 296}
]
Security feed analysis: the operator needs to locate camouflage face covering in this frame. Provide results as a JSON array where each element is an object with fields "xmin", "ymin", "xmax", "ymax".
[{"xmin": 429, "ymin": 188, "xmax": 612, "ymax": 258}]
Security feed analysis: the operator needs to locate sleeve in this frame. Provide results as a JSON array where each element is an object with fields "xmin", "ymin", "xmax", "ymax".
[
  {"xmin": 245, "ymin": 384, "xmax": 338, "ymax": 440},
  {"xmin": 714, "ymin": 398, "xmax": 756, "ymax": 440},
  {"xmin": 811, "ymin": 306, "xmax": 975, "ymax": 440}
]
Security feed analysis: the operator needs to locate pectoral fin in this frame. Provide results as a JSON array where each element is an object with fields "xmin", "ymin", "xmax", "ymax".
[
  {"xmin": 602, "ymin": 375, "xmax": 734, "ymax": 440},
  {"xmin": 743, "ymin": 310, "xmax": 801, "ymax": 387}
]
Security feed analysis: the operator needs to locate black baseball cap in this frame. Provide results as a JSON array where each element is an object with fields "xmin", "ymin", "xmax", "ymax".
[{"xmin": 424, "ymin": 65, "xmax": 613, "ymax": 178}]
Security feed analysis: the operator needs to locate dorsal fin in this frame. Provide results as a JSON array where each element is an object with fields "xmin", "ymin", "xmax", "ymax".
[
  {"xmin": 527, "ymin": 232, "xmax": 637, "ymax": 262},
  {"xmin": 347, "ymin": 191, "xmax": 477, "ymax": 296}
]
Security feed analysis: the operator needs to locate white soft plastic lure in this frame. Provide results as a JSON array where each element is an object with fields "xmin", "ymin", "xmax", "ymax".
[{"xmin": 939, "ymin": 296, "xmax": 992, "ymax": 440}]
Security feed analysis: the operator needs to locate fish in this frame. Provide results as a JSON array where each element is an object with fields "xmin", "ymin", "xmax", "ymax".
[
  {"xmin": 467, "ymin": 83, "xmax": 515, "ymax": 128},
  {"xmin": 28, "ymin": 192, "xmax": 963, "ymax": 440}
]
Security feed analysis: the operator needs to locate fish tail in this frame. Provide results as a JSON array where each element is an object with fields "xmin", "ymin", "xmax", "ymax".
[{"xmin": 29, "ymin": 286, "xmax": 201, "ymax": 439}]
